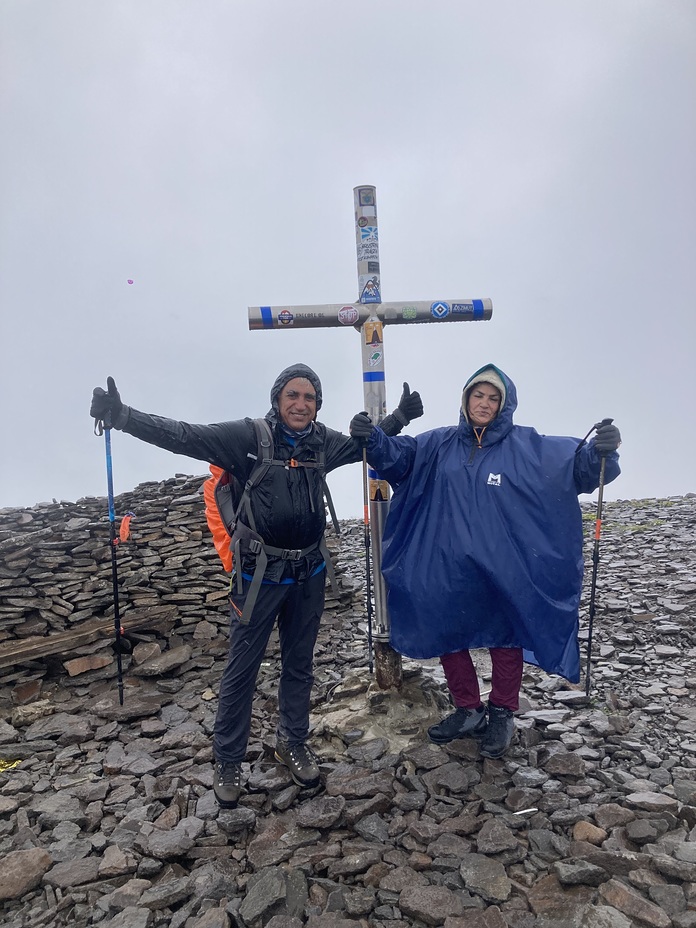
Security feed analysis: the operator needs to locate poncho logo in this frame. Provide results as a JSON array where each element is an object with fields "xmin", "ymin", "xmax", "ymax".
[{"xmin": 487, "ymin": 473, "xmax": 502, "ymax": 486}]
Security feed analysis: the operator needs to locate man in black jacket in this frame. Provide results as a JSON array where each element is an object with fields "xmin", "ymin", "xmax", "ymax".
[{"xmin": 91, "ymin": 363, "xmax": 422, "ymax": 807}]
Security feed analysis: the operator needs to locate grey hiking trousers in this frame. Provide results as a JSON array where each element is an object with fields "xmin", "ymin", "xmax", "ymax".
[{"xmin": 212, "ymin": 569, "xmax": 325, "ymax": 763}]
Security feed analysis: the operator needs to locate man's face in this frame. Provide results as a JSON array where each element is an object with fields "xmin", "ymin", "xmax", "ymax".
[
  {"xmin": 467, "ymin": 382, "xmax": 501, "ymax": 427},
  {"xmin": 278, "ymin": 377, "xmax": 317, "ymax": 430}
]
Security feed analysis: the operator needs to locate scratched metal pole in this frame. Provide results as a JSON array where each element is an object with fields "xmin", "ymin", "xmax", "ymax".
[
  {"xmin": 353, "ymin": 185, "xmax": 401, "ymax": 688},
  {"xmin": 248, "ymin": 187, "xmax": 493, "ymax": 689}
]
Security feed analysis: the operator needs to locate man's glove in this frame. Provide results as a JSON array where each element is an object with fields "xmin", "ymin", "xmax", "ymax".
[
  {"xmin": 91, "ymin": 376, "xmax": 127, "ymax": 429},
  {"xmin": 393, "ymin": 382, "xmax": 423, "ymax": 426},
  {"xmin": 594, "ymin": 421, "xmax": 621, "ymax": 453},
  {"xmin": 350, "ymin": 412, "xmax": 375, "ymax": 446}
]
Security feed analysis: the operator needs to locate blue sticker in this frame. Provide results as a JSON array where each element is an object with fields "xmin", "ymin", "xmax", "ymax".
[
  {"xmin": 358, "ymin": 188, "xmax": 375, "ymax": 206},
  {"xmin": 360, "ymin": 277, "xmax": 381, "ymax": 304},
  {"xmin": 360, "ymin": 226, "xmax": 378, "ymax": 242},
  {"xmin": 431, "ymin": 301, "xmax": 450, "ymax": 319}
]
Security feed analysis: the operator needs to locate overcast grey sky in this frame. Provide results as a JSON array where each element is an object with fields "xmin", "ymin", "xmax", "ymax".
[{"xmin": 1, "ymin": 1, "xmax": 694, "ymax": 519}]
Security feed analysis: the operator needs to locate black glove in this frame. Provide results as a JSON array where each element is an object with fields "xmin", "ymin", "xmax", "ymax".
[
  {"xmin": 350, "ymin": 412, "xmax": 375, "ymax": 445},
  {"xmin": 91, "ymin": 376, "xmax": 125, "ymax": 428},
  {"xmin": 394, "ymin": 382, "xmax": 423, "ymax": 426},
  {"xmin": 593, "ymin": 421, "xmax": 621, "ymax": 453}
]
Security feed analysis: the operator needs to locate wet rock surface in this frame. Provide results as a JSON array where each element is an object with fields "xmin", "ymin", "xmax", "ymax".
[{"xmin": 1, "ymin": 483, "xmax": 695, "ymax": 927}]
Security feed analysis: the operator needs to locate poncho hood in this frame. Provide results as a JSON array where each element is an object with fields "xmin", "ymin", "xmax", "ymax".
[{"xmin": 458, "ymin": 364, "xmax": 517, "ymax": 445}]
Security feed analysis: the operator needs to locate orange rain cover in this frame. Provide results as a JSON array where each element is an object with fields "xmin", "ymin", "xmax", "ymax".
[{"xmin": 203, "ymin": 465, "xmax": 233, "ymax": 572}]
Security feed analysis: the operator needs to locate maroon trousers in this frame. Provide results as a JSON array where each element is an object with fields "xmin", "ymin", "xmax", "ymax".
[{"xmin": 440, "ymin": 647, "xmax": 523, "ymax": 712}]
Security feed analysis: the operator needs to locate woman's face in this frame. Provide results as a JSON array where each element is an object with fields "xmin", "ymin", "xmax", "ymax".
[{"xmin": 467, "ymin": 382, "xmax": 501, "ymax": 427}]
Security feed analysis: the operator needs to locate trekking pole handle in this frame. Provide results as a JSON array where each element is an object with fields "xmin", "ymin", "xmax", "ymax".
[
  {"xmin": 575, "ymin": 417, "xmax": 614, "ymax": 454},
  {"xmin": 595, "ymin": 419, "xmax": 614, "ymax": 462}
]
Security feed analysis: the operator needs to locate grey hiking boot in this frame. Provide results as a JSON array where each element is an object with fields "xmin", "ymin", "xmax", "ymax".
[
  {"xmin": 479, "ymin": 703, "xmax": 515, "ymax": 758},
  {"xmin": 274, "ymin": 740, "xmax": 320, "ymax": 788},
  {"xmin": 213, "ymin": 761, "xmax": 243, "ymax": 808},
  {"xmin": 427, "ymin": 705, "xmax": 487, "ymax": 744}
]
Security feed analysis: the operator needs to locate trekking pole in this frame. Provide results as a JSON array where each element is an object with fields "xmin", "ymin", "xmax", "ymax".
[
  {"xmin": 577, "ymin": 418, "xmax": 613, "ymax": 696},
  {"xmin": 362, "ymin": 449, "xmax": 374, "ymax": 674},
  {"xmin": 95, "ymin": 415, "xmax": 126, "ymax": 704}
]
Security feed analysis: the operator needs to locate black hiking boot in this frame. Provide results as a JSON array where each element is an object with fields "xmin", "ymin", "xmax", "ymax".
[
  {"xmin": 479, "ymin": 703, "xmax": 515, "ymax": 758},
  {"xmin": 213, "ymin": 760, "xmax": 243, "ymax": 808},
  {"xmin": 427, "ymin": 705, "xmax": 487, "ymax": 744},
  {"xmin": 274, "ymin": 740, "xmax": 320, "ymax": 788}
]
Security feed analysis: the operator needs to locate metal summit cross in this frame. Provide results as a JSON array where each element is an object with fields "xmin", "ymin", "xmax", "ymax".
[{"xmin": 249, "ymin": 186, "xmax": 493, "ymax": 688}]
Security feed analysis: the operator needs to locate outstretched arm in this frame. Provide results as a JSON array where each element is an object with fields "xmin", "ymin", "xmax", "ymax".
[{"xmin": 90, "ymin": 377, "xmax": 253, "ymax": 472}]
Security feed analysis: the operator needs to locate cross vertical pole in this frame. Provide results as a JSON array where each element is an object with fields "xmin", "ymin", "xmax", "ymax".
[{"xmin": 354, "ymin": 185, "xmax": 403, "ymax": 689}]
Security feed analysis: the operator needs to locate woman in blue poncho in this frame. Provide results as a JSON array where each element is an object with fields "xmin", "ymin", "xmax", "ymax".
[{"xmin": 350, "ymin": 364, "xmax": 621, "ymax": 758}]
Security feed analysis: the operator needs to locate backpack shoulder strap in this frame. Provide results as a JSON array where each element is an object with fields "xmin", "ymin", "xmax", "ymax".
[
  {"xmin": 236, "ymin": 418, "xmax": 276, "ymax": 532},
  {"xmin": 322, "ymin": 477, "xmax": 340, "ymax": 535},
  {"xmin": 252, "ymin": 417, "xmax": 274, "ymax": 465}
]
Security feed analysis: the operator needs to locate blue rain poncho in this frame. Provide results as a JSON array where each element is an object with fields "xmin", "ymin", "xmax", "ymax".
[{"xmin": 365, "ymin": 365, "xmax": 620, "ymax": 682}]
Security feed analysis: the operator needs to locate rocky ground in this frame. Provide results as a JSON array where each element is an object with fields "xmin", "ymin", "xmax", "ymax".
[{"xmin": 0, "ymin": 482, "xmax": 695, "ymax": 928}]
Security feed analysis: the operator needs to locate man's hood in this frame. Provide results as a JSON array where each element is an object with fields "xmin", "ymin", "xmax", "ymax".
[{"xmin": 268, "ymin": 363, "xmax": 323, "ymax": 423}]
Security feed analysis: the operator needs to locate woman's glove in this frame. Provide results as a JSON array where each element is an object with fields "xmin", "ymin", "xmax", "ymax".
[{"xmin": 594, "ymin": 421, "xmax": 621, "ymax": 453}]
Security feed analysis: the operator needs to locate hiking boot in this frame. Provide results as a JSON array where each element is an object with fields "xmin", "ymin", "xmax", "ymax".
[
  {"xmin": 479, "ymin": 703, "xmax": 515, "ymax": 758},
  {"xmin": 213, "ymin": 761, "xmax": 243, "ymax": 808},
  {"xmin": 274, "ymin": 740, "xmax": 320, "ymax": 788},
  {"xmin": 427, "ymin": 705, "xmax": 487, "ymax": 744}
]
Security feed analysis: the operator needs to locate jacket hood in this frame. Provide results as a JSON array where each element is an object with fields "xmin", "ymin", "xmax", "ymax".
[
  {"xmin": 268, "ymin": 363, "xmax": 323, "ymax": 423},
  {"xmin": 459, "ymin": 364, "xmax": 517, "ymax": 436}
]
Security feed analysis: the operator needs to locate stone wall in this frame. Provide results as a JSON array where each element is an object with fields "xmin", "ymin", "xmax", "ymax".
[{"xmin": 0, "ymin": 474, "xmax": 358, "ymax": 690}]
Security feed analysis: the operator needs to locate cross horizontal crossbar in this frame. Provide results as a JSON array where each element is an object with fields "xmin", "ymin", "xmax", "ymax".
[{"xmin": 249, "ymin": 299, "xmax": 492, "ymax": 331}]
